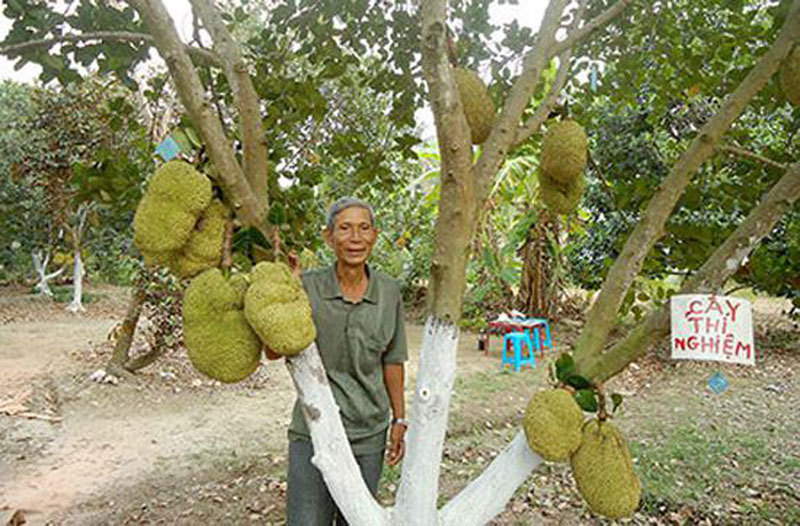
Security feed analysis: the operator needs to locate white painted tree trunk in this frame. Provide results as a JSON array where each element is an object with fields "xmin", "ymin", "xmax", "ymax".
[
  {"xmin": 287, "ymin": 316, "xmax": 543, "ymax": 526},
  {"xmin": 66, "ymin": 247, "xmax": 85, "ymax": 313},
  {"xmin": 31, "ymin": 250, "xmax": 63, "ymax": 298},
  {"xmin": 286, "ymin": 344, "xmax": 390, "ymax": 525},
  {"xmin": 393, "ymin": 316, "xmax": 459, "ymax": 525},
  {"xmin": 440, "ymin": 431, "xmax": 542, "ymax": 526},
  {"xmin": 67, "ymin": 206, "xmax": 89, "ymax": 313}
]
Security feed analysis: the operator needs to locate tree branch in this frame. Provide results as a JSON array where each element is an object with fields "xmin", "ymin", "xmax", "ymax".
[
  {"xmin": 0, "ymin": 31, "xmax": 220, "ymax": 67},
  {"xmin": 189, "ymin": 0, "xmax": 270, "ymax": 215},
  {"xmin": 440, "ymin": 430, "xmax": 543, "ymax": 526},
  {"xmin": 717, "ymin": 144, "xmax": 787, "ymax": 170},
  {"xmin": 512, "ymin": 0, "xmax": 588, "ymax": 148},
  {"xmin": 420, "ymin": 0, "xmax": 478, "ymax": 321},
  {"xmin": 547, "ymin": 0, "xmax": 636, "ymax": 60},
  {"xmin": 474, "ymin": 0, "xmax": 568, "ymax": 203},
  {"xmin": 579, "ymin": 160, "xmax": 800, "ymax": 382},
  {"xmin": 127, "ymin": 0, "xmax": 268, "ymax": 239},
  {"xmin": 572, "ymin": 5, "xmax": 800, "ymax": 364}
]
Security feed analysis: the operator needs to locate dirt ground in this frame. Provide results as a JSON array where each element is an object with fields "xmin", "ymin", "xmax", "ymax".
[{"xmin": 0, "ymin": 285, "xmax": 797, "ymax": 525}]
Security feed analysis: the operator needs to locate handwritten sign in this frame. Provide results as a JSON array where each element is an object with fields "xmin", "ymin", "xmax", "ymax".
[{"xmin": 670, "ymin": 294, "xmax": 755, "ymax": 365}]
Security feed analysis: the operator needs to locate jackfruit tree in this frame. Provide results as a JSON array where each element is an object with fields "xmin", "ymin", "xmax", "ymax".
[{"xmin": 3, "ymin": 0, "xmax": 800, "ymax": 524}]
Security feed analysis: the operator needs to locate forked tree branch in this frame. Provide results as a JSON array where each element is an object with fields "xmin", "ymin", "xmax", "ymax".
[
  {"xmin": 189, "ymin": 0, "xmax": 270, "ymax": 215},
  {"xmin": 0, "ymin": 31, "xmax": 220, "ymax": 67},
  {"xmin": 572, "ymin": 3, "xmax": 800, "ymax": 364},
  {"xmin": 512, "ymin": 0, "xmax": 588, "ymax": 148},
  {"xmin": 127, "ymin": 0, "xmax": 268, "ymax": 238},
  {"xmin": 580, "ymin": 161, "xmax": 800, "ymax": 382},
  {"xmin": 547, "ymin": 0, "xmax": 636, "ymax": 60}
]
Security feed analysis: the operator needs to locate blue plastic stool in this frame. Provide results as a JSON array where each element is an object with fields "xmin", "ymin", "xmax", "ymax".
[
  {"xmin": 527, "ymin": 318, "xmax": 553, "ymax": 353},
  {"xmin": 501, "ymin": 332, "xmax": 536, "ymax": 372}
]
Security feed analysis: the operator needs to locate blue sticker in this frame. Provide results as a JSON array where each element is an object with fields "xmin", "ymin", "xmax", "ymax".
[
  {"xmin": 155, "ymin": 136, "xmax": 181, "ymax": 161},
  {"xmin": 708, "ymin": 371, "xmax": 728, "ymax": 394}
]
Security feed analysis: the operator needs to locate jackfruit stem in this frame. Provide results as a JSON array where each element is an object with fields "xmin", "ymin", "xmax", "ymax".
[{"xmin": 596, "ymin": 383, "xmax": 608, "ymax": 422}]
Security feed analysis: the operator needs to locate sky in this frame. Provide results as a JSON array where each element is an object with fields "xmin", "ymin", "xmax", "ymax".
[{"xmin": 0, "ymin": 1, "xmax": 548, "ymax": 84}]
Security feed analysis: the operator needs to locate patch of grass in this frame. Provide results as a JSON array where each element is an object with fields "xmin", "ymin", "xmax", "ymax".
[{"xmin": 632, "ymin": 424, "xmax": 776, "ymax": 513}]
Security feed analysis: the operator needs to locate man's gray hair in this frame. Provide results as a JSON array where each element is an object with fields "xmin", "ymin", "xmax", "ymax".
[{"xmin": 325, "ymin": 197, "xmax": 376, "ymax": 231}]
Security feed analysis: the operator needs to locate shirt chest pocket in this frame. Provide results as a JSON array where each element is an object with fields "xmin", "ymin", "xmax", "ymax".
[{"xmin": 353, "ymin": 310, "xmax": 395, "ymax": 373}]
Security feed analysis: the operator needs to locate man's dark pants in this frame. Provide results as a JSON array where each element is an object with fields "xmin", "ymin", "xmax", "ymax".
[{"xmin": 287, "ymin": 439, "xmax": 384, "ymax": 526}]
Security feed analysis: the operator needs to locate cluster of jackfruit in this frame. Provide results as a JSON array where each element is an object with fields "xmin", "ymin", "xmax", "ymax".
[
  {"xmin": 571, "ymin": 419, "xmax": 642, "ymax": 518},
  {"xmin": 522, "ymin": 388, "xmax": 641, "ymax": 518},
  {"xmin": 133, "ymin": 161, "xmax": 228, "ymax": 278},
  {"xmin": 244, "ymin": 262, "xmax": 316, "ymax": 356},
  {"xmin": 523, "ymin": 388, "xmax": 583, "ymax": 461},
  {"xmin": 539, "ymin": 120, "xmax": 588, "ymax": 214},
  {"xmin": 453, "ymin": 67, "xmax": 495, "ymax": 144},
  {"xmin": 182, "ymin": 269, "xmax": 262, "ymax": 383},
  {"xmin": 780, "ymin": 46, "xmax": 799, "ymax": 106}
]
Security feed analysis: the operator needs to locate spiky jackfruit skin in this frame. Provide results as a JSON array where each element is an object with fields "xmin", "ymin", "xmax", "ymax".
[
  {"xmin": 183, "ymin": 269, "xmax": 261, "ymax": 383},
  {"xmin": 780, "ymin": 46, "xmax": 800, "ymax": 105},
  {"xmin": 453, "ymin": 67, "xmax": 495, "ymax": 144},
  {"xmin": 134, "ymin": 161, "xmax": 213, "ymax": 256},
  {"xmin": 571, "ymin": 419, "xmax": 641, "ymax": 519},
  {"xmin": 540, "ymin": 173, "xmax": 583, "ymax": 214},
  {"xmin": 174, "ymin": 199, "xmax": 230, "ymax": 278},
  {"xmin": 541, "ymin": 120, "xmax": 588, "ymax": 185},
  {"xmin": 244, "ymin": 262, "xmax": 316, "ymax": 356},
  {"xmin": 523, "ymin": 389, "xmax": 584, "ymax": 461}
]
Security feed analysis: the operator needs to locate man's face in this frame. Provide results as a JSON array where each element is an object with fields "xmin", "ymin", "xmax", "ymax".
[{"xmin": 324, "ymin": 206, "xmax": 378, "ymax": 268}]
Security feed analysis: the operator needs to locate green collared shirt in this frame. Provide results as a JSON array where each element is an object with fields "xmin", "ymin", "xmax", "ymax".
[{"xmin": 288, "ymin": 264, "xmax": 408, "ymax": 454}]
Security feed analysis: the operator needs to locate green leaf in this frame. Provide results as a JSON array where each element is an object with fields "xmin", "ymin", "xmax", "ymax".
[
  {"xmin": 574, "ymin": 389, "xmax": 598, "ymax": 412},
  {"xmin": 565, "ymin": 374, "xmax": 592, "ymax": 390},
  {"xmin": 611, "ymin": 393, "xmax": 624, "ymax": 414},
  {"xmin": 555, "ymin": 353, "xmax": 576, "ymax": 382}
]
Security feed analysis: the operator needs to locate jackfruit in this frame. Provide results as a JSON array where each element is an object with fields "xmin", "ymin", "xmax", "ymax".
[
  {"xmin": 244, "ymin": 262, "xmax": 316, "ymax": 356},
  {"xmin": 453, "ymin": 67, "xmax": 495, "ymax": 144},
  {"xmin": 540, "ymin": 173, "xmax": 583, "ymax": 214},
  {"xmin": 523, "ymin": 388, "xmax": 584, "ymax": 461},
  {"xmin": 570, "ymin": 419, "xmax": 641, "ymax": 518},
  {"xmin": 183, "ymin": 269, "xmax": 261, "ymax": 383},
  {"xmin": 541, "ymin": 120, "xmax": 588, "ymax": 185},
  {"xmin": 173, "ymin": 199, "xmax": 230, "ymax": 278},
  {"xmin": 134, "ymin": 161, "xmax": 213, "ymax": 255},
  {"xmin": 780, "ymin": 46, "xmax": 800, "ymax": 105}
]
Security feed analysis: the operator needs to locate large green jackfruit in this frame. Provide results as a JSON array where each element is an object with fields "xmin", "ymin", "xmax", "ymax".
[
  {"xmin": 523, "ymin": 389, "xmax": 584, "ymax": 461},
  {"xmin": 133, "ymin": 161, "xmax": 213, "ymax": 256},
  {"xmin": 541, "ymin": 120, "xmax": 588, "ymax": 185},
  {"xmin": 453, "ymin": 67, "xmax": 495, "ymax": 144},
  {"xmin": 570, "ymin": 419, "xmax": 641, "ymax": 519},
  {"xmin": 244, "ymin": 262, "xmax": 316, "ymax": 356},
  {"xmin": 540, "ymin": 173, "xmax": 583, "ymax": 215},
  {"xmin": 174, "ymin": 199, "xmax": 230, "ymax": 278},
  {"xmin": 183, "ymin": 269, "xmax": 261, "ymax": 383},
  {"xmin": 780, "ymin": 46, "xmax": 799, "ymax": 105}
]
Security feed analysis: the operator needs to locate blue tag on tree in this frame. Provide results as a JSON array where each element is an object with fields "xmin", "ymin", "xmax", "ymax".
[
  {"xmin": 155, "ymin": 135, "xmax": 181, "ymax": 161},
  {"xmin": 708, "ymin": 371, "xmax": 728, "ymax": 394}
]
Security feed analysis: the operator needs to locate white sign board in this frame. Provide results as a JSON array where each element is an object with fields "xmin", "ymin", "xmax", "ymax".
[{"xmin": 670, "ymin": 294, "xmax": 755, "ymax": 365}]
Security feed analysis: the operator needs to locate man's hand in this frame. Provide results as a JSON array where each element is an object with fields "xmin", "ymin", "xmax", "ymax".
[
  {"xmin": 287, "ymin": 250, "xmax": 302, "ymax": 280},
  {"xmin": 387, "ymin": 421, "xmax": 407, "ymax": 466}
]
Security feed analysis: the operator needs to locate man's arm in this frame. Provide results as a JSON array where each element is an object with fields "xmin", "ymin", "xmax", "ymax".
[{"xmin": 383, "ymin": 362, "xmax": 406, "ymax": 466}]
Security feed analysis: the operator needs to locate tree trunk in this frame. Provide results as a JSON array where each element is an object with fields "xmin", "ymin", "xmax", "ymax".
[
  {"xmin": 108, "ymin": 283, "xmax": 147, "ymax": 370},
  {"xmin": 518, "ymin": 208, "xmax": 559, "ymax": 318},
  {"xmin": 66, "ymin": 206, "xmax": 89, "ymax": 314},
  {"xmin": 31, "ymin": 249, "xmax": 62, "ymax": 298}
]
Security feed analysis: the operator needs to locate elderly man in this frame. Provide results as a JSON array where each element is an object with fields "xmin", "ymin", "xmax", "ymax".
[{"xmin": 281, "ymin": 197, "xmax": 408, "ymax": 525}]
